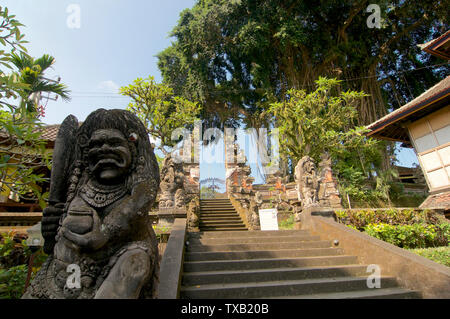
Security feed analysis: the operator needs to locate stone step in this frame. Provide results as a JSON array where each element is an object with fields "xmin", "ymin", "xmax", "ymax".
[
  {"xmin": 199, "ymin": 214, "xmax": 240, "ymax": 218},
  {"xmin": 200, "ymin": 209, "xmax": 237, "ymax": 213},
  {"xmin": 186, "ymin": 240, "xmax": 333, "ymax": 252},
  {"xmin": 200, "ymin": 212, "xmax": 236, "ymax": 215},
  {"xmin": 185, "ymin": 247, "xmax": 345, "ymax": 261},
  {"xmin": 182, "ymin": 264, "xmax": 368, "ymax": 286},
  {"xmin": 199, "ymin": 218, "xmax": 244, "ymax": 223},
  {"xmin": 264, "ymin": 287, "xmax": 421, "ymax": 299},
  {"xmin": 192, "ymin": 230, "xmax": 311, "ymax": 238},
  {"xmin": 200, "ymin": 222, "xmax": 245, "ymax": 229},
  {"xmin": 200, "ymin": 206, "xmax": 234, "ymax": 208},
  {"xmin": 200, "ymin": 205, "xmax": 234, "ymax": 207},
  {"xmin": 200, "ymin": 199, "xmax": 231, "ymax": 202},
  {"xmin": 200, "ymin": 202, "xmax": 234, "ymax": 205},
  {"xmin": 199, "ymin": 217, "xmax": 242, "ymax": 222},
  {"xmin": 200, "ymin": 226, "xmax": 248, "ymax": 231},
  {"xmin": 189, "ymin": 235, "xmax": 321, "ymax": 245},
  {"xmin": 199, "ymin": 219, "xmax": 244, "ymax": 224},
  {"xmin": 200, "ymin": 203, "xmax": 234, "ymax": 207},
  {"xmin": 180, "ymin": 276, "xmax": 399, "ymax": 299},
  {"xmin": 200, "ymin": 212, "xmax": 240, "ymax": 216},
  {"xmin": 199, "ymin": 223, "xmax": 246, "ymax": 229},
  {"xmin": 183, "ymin": 255, "xmax": 359, "ymax": 272}
]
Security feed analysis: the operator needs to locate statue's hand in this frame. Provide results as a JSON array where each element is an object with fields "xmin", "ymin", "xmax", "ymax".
[
  {"xmin": 60, "ymin": 210, "xmax": 108, "ymax": 251},
  {"xmin": 42, "ymin": 204, "xmax": 64, "ymax": 254}
]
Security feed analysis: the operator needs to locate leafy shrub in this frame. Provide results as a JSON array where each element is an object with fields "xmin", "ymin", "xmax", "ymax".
[
  {"xmin": 279, "ymin": 215, "xmax": 295, "ymax": 230},
  {"xmin": 435, "ymin": 222, "xmax": 450, "ymax": 247},
  {"xmin": 408, "ymin": 246, "xmax": 450, "ymax": 267},
  {"xmin": 364, "ymin": 223, "xmax": 438, "ymax": 249},
  {"xmin": 0, "ymin": 232, "xmax": 29, "ymax": 268},
  {"xmin": 336, "ymin": 208, "xmax": 450, "ymax": 249},
  {"xmin": 0, "ymin": 264, "xmax": 29, "ymax": 299},
  {"xmin": 335, "ymin": 208, "xmax": 432, "ymax": 230},
  {"xmin": 0, "ymin": 232, "xmax": 47, "ymax": 299}
]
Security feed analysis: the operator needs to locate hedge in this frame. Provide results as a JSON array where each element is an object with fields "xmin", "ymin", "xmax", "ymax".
[{"xmin": 335, "ymin": 208, "xmax": 450, "ymax": 249}]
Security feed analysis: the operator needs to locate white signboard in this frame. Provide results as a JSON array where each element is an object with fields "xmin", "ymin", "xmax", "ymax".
[{"xmin": 259, "ymin": 208, "xmax": 279, "ymax": 231}]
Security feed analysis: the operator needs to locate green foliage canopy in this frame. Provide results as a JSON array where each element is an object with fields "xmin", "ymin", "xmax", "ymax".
[
  {"xmin": 0, "ymin": 6, "xmax": 52, "ymax": 204},
  {"xmin": 120, "ymin": 76, "xmax": 202, "ymax": 155},
  {"xmin": 268, "ymin": 77, "xmax": 382, "ymax": 199},
  {"xmin": 158, "ymin": 0, "xmax": 448, "ymax": 128},
  {"xmin": 268, "ymin": 77, "xmax": 376, "ymax": 162},
  {"xmin": 10, "ymin": 52, "xmax": 70, "ymax": 112}
]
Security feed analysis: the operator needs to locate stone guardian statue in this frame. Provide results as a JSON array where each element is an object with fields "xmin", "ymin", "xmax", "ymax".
[
  {"xmin": 294, "ymin": 156, "xmax": 319, "ymax": 208},
  {"xmin": 23, "ymin": 109, "xmax": 160, "ymax": 299}
]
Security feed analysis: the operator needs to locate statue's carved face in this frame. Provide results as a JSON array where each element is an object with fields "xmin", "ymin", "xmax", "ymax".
[
  {"xmin": 87, "ymin": 129, "xmax": 132, "ymax": 184},
  {"xmin": 305, "ymin": 161, "xmax": 315, "ymax": 174}
]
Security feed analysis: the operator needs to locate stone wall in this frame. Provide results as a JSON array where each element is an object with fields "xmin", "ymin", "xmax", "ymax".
[{"xmin": 226, "ymin": 154, "xmax": 344, "ymax": 230}]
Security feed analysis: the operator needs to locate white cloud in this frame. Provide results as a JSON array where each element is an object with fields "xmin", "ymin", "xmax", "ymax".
[{"xmin": 97, "ymin": 80, "xmax": 120, "ymax": 93}]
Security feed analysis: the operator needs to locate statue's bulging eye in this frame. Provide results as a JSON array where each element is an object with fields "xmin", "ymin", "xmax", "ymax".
[{"xmin": 128, "ymin": 133, "xmax": 138, "ymax": 142}]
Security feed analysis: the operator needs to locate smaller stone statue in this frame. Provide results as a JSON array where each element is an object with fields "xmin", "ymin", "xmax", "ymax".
[
  {"xmin": 318, "ymin": 153, "xmax": 342, "ymax": 208},
  {"xmin": 294, "ymin": 156, "xmax": 319, "ymax": 208},
  {"xmin": 254, "ymin": 191, "xmax": 263, "ymax": 207},
  {"xmin": 159, "ymin": 154, "xmax": 185, "ymax": 209},
  {"xmin": 247, "ymin": 196, "xmax": 261, "ymax": 230},
  {"xmin": 186, "ymin": 196, "xmax": 199, "ymax": 232}
]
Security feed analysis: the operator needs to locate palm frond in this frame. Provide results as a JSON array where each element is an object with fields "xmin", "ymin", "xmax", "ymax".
[
  {"xmin": 33, "ymin": 54, "xmax": 55, "ymax": 72},
  {"xmin": 32, "ymin": 81, "xmax": 71, "ymax": 101},
  {"xmin": 10, "ymin": 52, "xmax": 34, "ymax": 70}
]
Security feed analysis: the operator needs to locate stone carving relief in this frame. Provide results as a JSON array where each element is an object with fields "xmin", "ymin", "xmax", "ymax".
[
  {"xmin": 294, "ymin": 156, "xmax": 320, "ymax": 208},
  {"xmin": 317, "ymin": 153, "xmax": 342, "ymax": 208},
  {"xmin": 159, "ymin": 154, "xmax": 186, "ymax": 209}
]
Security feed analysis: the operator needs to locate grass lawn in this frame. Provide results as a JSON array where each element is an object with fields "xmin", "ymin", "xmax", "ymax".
[{"xmin": 408, "ymin": 246, "xmax": 450, "ymax": 267}]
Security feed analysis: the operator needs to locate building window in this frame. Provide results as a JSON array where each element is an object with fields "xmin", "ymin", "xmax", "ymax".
[{"xmin": 408, "ymin": 105, "xmax": 450, "ymax": 191}]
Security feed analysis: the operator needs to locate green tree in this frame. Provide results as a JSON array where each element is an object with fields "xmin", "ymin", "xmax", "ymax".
[
  {"xmin": 268, "ymin": 77, "xmax": 382, "ymax": 205},
  {"xmin": 0, "ymin": 6, "xmax": 67, "ymax": 205},
  {"xmin": 0, "ymin": 6, "xmax": 29, "ymax": 110},
  {"xmin": 120, "ymin": 76, "xmax": 202, "ymax": 155},
  {"xmin": 159, "ymin": 0, "xmax": 448, "ymax": 128},
  {"xmin": 10, "ymin": 52, "xmax": 70, "ymax": 113},
  {"xmin": 269, "ymin": 77, "xmax": 374, "ymax": 162}
]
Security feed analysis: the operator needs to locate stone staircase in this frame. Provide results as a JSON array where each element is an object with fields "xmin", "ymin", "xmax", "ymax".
[
  {"xmin": 180, "ymin": 229, "xmax": 421, "ymax": 299},
  {"xmin": 199, "ymin": 198, "xmax": 247, "ymax": 231}
]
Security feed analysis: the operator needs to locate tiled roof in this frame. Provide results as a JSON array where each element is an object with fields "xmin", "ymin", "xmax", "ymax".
[
  {"xmin": 366, "ymin": 75, "xmax": 450, "ymax": 141},
  {"xmin": 418, "ymin": 30, "xmax": 450, "ymax": 60},
  {"xmin": 419, "ymin": 190, "xmax": 450, "ymax": 210},
  {"xmin": 40, "ymin": 124, "xmax": 60, "ymax": 141},
  {"xmin": 0, "ymin": 124, "xmax": 61, "ymax": 146}
]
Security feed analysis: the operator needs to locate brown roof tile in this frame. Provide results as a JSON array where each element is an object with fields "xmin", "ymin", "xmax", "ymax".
[
  {"xmin": 367, "ymin": 75, "xmax": 450, "ymax": 139},
  {"xmin": 40, "ymin": 124, "xmax": 60, "ymax": 141}
]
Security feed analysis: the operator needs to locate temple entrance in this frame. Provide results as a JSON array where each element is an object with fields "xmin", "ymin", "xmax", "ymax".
[
  {"xmin": 199, "ymin": 131, "xmax": 227, "ymax": 199},
  {"xmin": 199, "ymin": 177, "xmax": 226, "ymax": 199}
]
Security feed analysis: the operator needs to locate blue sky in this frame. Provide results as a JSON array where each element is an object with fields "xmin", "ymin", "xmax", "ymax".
[
  {"xmin": 3, "ymin": 0, "xmax": 242, "ymax": 184},
  {"xmin": 3, "ymin": 0, "xmax": 197, "ymax": 124},
  {"xmin": 2, "ymin": 0, "xmax": 419, "ymax": 184}
]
